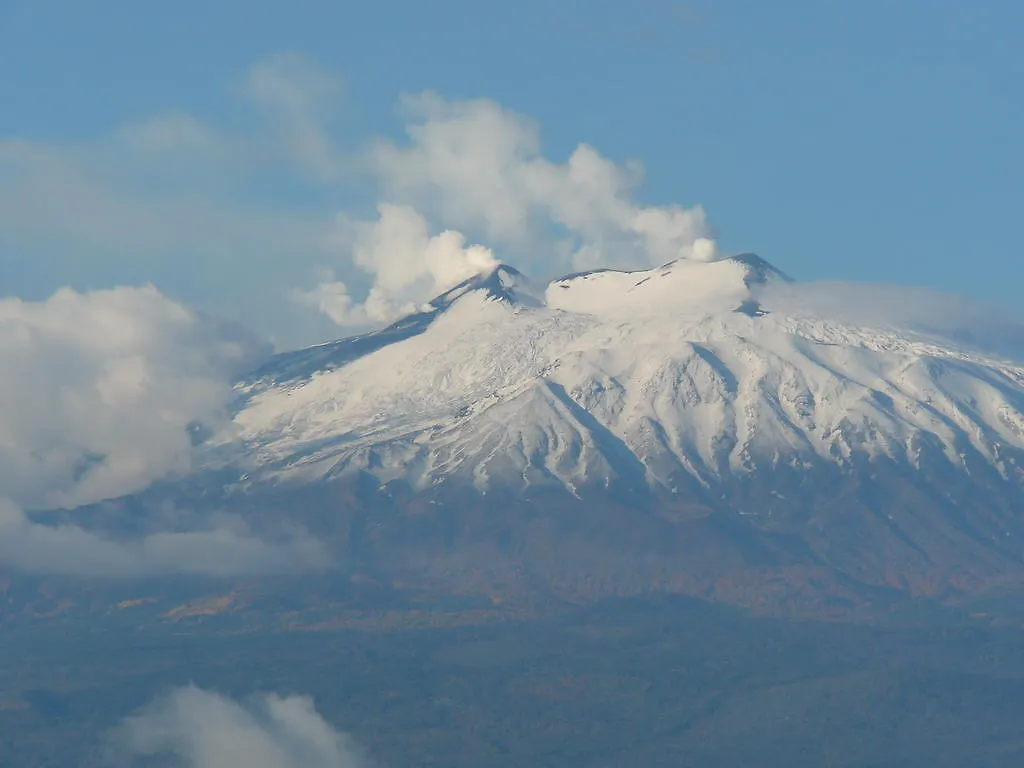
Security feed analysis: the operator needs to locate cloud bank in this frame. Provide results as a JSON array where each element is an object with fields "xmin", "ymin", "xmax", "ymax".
[
  {"xmin": 0, "ymin": 499, "xmax": 328, "ymax": 578},
  {"xmin": 0, "ymin": 285, "xmax": 329, "ymax": 577},
  {"xmin": 0, "ymin": 285, "xmax": 268, "ymax": 510},
  {"xmin": 112, "ymin": 686, "xmax": 368, "ymax": 768}
]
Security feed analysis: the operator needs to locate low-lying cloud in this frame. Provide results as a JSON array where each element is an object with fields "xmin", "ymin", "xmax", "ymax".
[
  {"xmin": 0, "ymin": 284, "xmax": 335, "ymax": 578},
  {"xmin": 0, "ymin": 285, "xmax": 268, "ymax": 510},
  {"xmin": 758, "ymin": 280, "xmax": 1024, "ymax": 361},
  {"xmin": 0, "ymin": 498, "xmax": 328, "ymax": 578},
  {"xmin": 112, "ymin": 686, "xmax": 368, "ymax": 767}
]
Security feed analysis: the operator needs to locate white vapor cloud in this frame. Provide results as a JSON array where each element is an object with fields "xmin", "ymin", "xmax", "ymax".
[
  {"xmin": 0, "ymin": 499, "xmax": 328, "ymax": 577},
  {"xmin": 113, "ymin": 686, "xmax": 368, "ymax": 768},
  {"xmin": 0, "ymin": 285, "xmax": 268, "ymax": 510},
  {"xmin": 295, "ymin": 204, "xmax": 498, "ymax": 326},
  {"xmin": 1, "ymin": 53, "xmax": 723, "ymax": 340},
  {"xmin": 371, "ymin": 92, "xmax": 718, "ymax": 269},
  {"xmin": 297, "ymin": 92, "xmax": 720, "ymax": 327}
]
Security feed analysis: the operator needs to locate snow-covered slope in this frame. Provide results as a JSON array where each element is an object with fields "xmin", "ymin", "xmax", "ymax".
[{"xmin": 201, "ymin": 255, "xmax": 1024, "ymax": 499}]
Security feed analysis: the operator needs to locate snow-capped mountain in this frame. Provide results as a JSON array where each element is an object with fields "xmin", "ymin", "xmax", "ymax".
[
  {"xmin": 201, "ymin": 254, "xmax": 1024, "ymax": 507},
  {"xmin": 21, "ymin": 253, "xmax": 1020, "ymax": 619}
]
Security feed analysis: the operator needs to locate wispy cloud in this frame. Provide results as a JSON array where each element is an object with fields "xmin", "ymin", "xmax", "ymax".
[
  {"xmin": 758, "ymin": 281, "xmax": 1024, "ymax": 361},
  {"xmin": 242, "ymin": 52, "xmax": 348, "ymax": 183},
  {"xmin": 0, "ymin": 283, "xmax": 335, "ymax": 576},
  {"xmin": 1, "ymin": 53, "xmax": 719, "ymax": 340},
  {"xmin": 0, "ymin": 499, "xmax": 328, "ymax": 578},
  {"xmin": 0, "ymin": 55, "xmax": 347, "ymax": 349},
  {"xmin": 111, "ymin": 686, "xmax": 368, "ymax": 767},
  {"xmin": 0, "ymin": 283, "xmax": 328, "ymax": 576}
]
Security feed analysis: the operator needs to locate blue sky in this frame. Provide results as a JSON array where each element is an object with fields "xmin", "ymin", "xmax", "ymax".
[{"xmin": 1, "ymin": 0, "xmax": 1021, "ymax": 348}]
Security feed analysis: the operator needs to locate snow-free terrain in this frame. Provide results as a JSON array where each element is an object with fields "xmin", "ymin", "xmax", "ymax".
[{"xmin": 201, "ymin": 254, "xmax": 1024, "ymax": 501}]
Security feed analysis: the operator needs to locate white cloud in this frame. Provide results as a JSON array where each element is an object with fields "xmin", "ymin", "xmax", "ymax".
[
  {"xmin": 1, "ymin": 54, "xmax": 721, "ymax": 340},
  {"xmin": 370, "ymin": 92, "xmax": 719, "ymax": 270},
  {"xmin": 297, "ymin": 93, "xmax": 719, "ymax": 328},
  {"xmin": 295, "ymin": 204, "xmax": 497, "ymax": 326},
  {"xmin": 0, "ymin": 284, "xmax": 268, "ymax": 510},
  {"xmin": 295, "ymin": 92, "xmax": 720, "ymax": 328},
  {"xmin": 0, "ymin": 284, "xmax": 336, "ymax": 577},
  {"xmin": 113, "ymin": 686, "xmax": 368, "ymax": 768},
  {"xmin": 292, "ymin": 268, "xmax": 356, "ymax": 326},
  {"xmin": 0, "ymin": 499, "xmax": 328, "ymax": 577}
]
